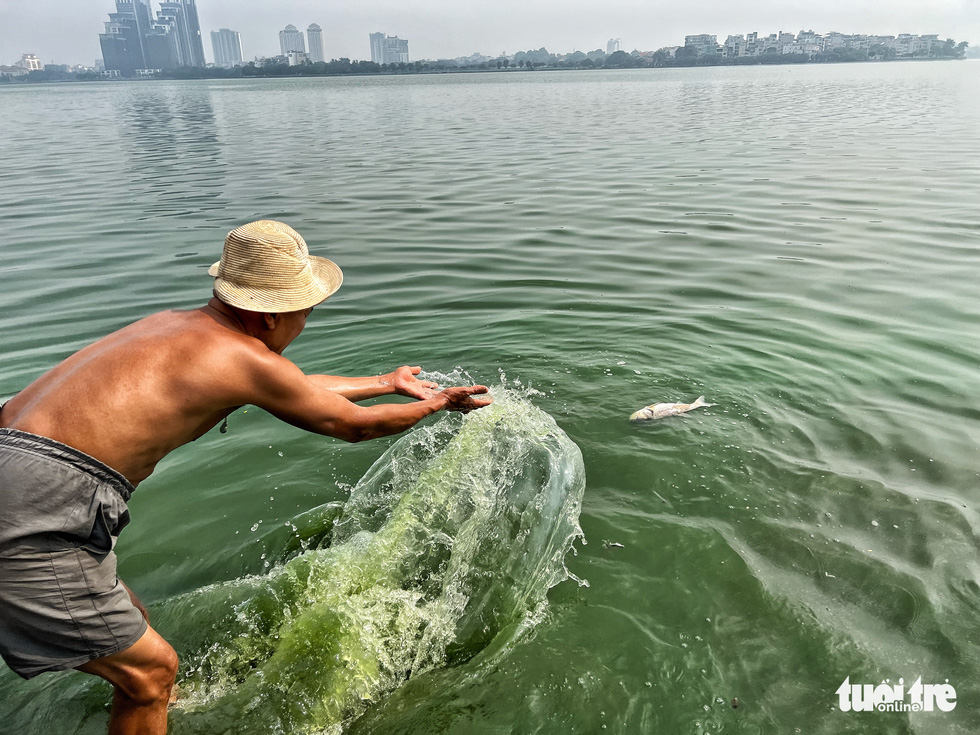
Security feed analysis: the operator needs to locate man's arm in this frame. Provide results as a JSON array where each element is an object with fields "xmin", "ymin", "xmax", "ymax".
[
  {"xmin": 246, "ymin": 354, "xmax": 489, "ymax": 442},
  {"xmin": 307, "ymin": 366, "xmax": 439, "ymax": 402}
]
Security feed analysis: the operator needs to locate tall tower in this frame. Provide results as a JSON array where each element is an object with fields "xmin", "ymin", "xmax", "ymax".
[
  {"xmin": 369, "ymin": 32, "xmax": 385, "ymax": 63},
  {"xmin": 181, "ymin": 0, "xmax": 206, "ymax": 66},
  {"xmin": 211, "ymin": 28, "xmax": 243, "ymax": 67},
  {"xmin": 307, "ymin": 23, "xmax": 324, "ymax": 62},
  {"xmin": 279, "ymin": 25, "xmax": 306, "ymax": 55},
  {"xmin": 158, "ymin": 2, "xmax": 192, "ymax": 65},
  {"xmin": 606, "ymin": 38, "xmax": 621, "ymax": 54},
  {"xmin": 100, "ymin": 1, "xmax": 151, "ymax": 74}
]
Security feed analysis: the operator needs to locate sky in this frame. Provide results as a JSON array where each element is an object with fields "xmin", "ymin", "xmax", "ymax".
[{"xmin": 1, "ymin": 0, "xmax": 977, "ymax": 67}]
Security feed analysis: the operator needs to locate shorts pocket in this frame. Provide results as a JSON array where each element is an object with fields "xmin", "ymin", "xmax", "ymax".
[
  {"xmin": 80, "ymin": 494, "xmax": 129, "ymax": 557},
  {"xmin": 80, "ymin": 507, "xmax": 115, "ymax": 557}
]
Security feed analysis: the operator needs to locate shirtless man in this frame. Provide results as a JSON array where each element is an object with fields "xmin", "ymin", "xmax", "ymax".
[{"xmin": 0, "ymin": 220, "xmax": 491, "ymax": 734}]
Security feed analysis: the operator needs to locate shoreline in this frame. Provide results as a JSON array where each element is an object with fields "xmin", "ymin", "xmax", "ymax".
[{"xmin": 1, "ymin": 55, "xmax": 972, "ymax": 86}]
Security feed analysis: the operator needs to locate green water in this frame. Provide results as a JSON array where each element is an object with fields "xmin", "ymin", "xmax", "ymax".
[
  {"xmin": 2, "ymin": 63, "xmax": 980, "ymax": 734},
  {"xmin": 157, "ymin": 387, "xmax": 585, "ymax": 734}
]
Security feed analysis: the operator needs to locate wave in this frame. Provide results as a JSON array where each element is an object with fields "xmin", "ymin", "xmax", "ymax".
[{"xmin": 162, "ymin": 385, "xmax": 585, "ymax": 734}]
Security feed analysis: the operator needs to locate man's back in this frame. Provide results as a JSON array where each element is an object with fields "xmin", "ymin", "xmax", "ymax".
[{"xmin": 0, "ymin": 307, "xmax": 252, "ymax": 485}]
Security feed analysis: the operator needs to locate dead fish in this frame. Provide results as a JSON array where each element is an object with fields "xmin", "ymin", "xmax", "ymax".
[{"xmin": 629, "ymin": 395, "xmax": 716, "ymax": 421}]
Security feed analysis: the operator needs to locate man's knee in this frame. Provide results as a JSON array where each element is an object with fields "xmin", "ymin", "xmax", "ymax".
[{"xmin": 116, "ymin": 641, "xmax": 179, "ymax": 705}]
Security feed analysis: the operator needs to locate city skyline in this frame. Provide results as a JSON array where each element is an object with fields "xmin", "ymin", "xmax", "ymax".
[{"xmin": 1, "ymin": 0, "xmax": 977, "ymax": 67}]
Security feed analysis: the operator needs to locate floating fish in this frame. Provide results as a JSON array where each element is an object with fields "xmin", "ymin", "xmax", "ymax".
[{"xmin": 629, "ymin": 396, "xmax": 716, "ymax": 421}]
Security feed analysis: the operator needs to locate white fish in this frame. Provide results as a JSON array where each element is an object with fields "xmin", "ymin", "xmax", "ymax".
[{"xmin": 629, "ymin": 396, "xmax": 716, "ymax": 421}]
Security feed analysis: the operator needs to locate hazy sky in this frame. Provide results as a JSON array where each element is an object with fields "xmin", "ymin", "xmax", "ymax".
[{"xmin": 2, "ymin": 0, "xmax": 977, "ymax": 67}]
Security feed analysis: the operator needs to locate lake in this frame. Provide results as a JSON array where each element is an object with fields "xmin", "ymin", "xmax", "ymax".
[{"xmin": 1, "ymin": 61, "xmax": 979, "ymax": 734}]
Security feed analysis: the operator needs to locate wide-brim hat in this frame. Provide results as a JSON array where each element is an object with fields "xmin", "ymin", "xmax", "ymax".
[{"xmin": 208, "ymin": 220, "xmax": 343, "ymax": 312}]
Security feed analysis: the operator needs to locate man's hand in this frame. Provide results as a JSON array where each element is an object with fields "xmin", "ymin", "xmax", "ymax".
[
  {"xmin": 391, "ymin": 367, "xmax": 492, "ymax": 412},
  {"xmin": 439, "ymin": 385, "xmax": 492, "ymax": 413},
  {"xmin": 391, "ymin": 365, "xmax": 440, "ymax": 400}
]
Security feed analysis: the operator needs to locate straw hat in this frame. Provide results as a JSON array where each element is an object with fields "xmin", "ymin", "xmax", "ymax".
[{"xmin": 208, "ymin": 220, "xmax": 343, "ymax": 312}]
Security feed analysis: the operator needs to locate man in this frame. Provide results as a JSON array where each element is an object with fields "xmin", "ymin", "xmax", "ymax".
[{"xmin": 0, "ymin": 219, "xmax": 491, "ymax": 734}]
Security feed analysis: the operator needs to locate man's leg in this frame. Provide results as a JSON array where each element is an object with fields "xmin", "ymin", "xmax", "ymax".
[{"xmin": 76, "ymin": 625, "xmax": 178, "ymax": 735}]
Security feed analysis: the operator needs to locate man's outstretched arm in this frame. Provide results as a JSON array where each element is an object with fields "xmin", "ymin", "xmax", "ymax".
[
  {"xmin": 247, "ymin": 355, "xmax": 490, "ymax": 442},
  {"xmin": 308, "ymin": 365, "xmax": 439, "ymax": 402}
]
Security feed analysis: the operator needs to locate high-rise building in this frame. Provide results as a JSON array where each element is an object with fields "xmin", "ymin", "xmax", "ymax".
[
  {"xmin": 386, "ymin": 36, "xmax": 409, "ymax": 63},
  {"xmin": 369, "ymin": 32, "xmax": 409, "ymax": 64},
  {"xmin": 100, "ymin": 1, "xmax": 152, "ymax": 75},
  {"xmin": 143, "ymin": 21, "xmax": 179, "ymax": 69},
  {"xmin": 182, "ymin": 0, "xmax": 206, "ymax": 64},
  {"xmin": 157, "ymin": 0, "xmax": 206, "ymax": 67},
  {"xmin": 211, "ymin": 28, "xmax": 243, "ymax": 67},
  {"xmin": 307, "ymin": 23, "xmax": 324, "ymax": 63},
  {"xmin": 607, "ymin": 38, "xmax": 621, "ymax": 54},
  {"xmin": 99, "ymin": 0, "xmax": 204, "ymax": 74},
  {"xmin": 279, "ymin": 25, "xmax": 306, "ymax": 55},
  {"xmin": 369, "ymin": 32, "xmax": 385, "ymax": 64}
]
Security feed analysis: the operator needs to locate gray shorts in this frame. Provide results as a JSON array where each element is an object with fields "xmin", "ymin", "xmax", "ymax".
[{"xmin": 0, "ymin": 428, "xmax": 147, "ymax": 679}]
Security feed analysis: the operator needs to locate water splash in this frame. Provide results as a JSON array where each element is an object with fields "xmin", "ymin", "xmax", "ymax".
[{"xmin": 166, "ymin": 385, "xmax": 585, "ymax": 734}]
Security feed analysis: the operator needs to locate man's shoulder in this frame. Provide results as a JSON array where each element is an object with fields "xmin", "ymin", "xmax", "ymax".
[
  {"xmin": 128, "ymin": 309, "xmax": 265, "ymax": 371},
  {"xmin": 135, "ymin": 307, "xmax": 305, "ymax": 386}
]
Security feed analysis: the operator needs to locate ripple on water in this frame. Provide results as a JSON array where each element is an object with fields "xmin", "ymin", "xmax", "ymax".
[{"xmin": 1, "ymin": 63, "xmax": 979, "ymax": 733}]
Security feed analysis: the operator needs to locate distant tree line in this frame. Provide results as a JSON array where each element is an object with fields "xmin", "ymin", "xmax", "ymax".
[
  {"xmin": 1, "ymin": 39, "xmax": 969, "ymax": 84},
  {"xmin": 648, "ymin": 39, "xmax": 968, "ymax": 67},
  {"xmin": 0, "ymin": 67, "xmax": 103, "ymax": 83}
]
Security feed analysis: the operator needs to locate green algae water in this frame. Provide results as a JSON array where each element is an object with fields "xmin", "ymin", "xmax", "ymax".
[
  {"xmin": 161, "ymin": 384, "xmax": 585, "ymax": 734},
  {"xmin": 1, "ymin": 62, "xmax": 980, "ymax": 734}
]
